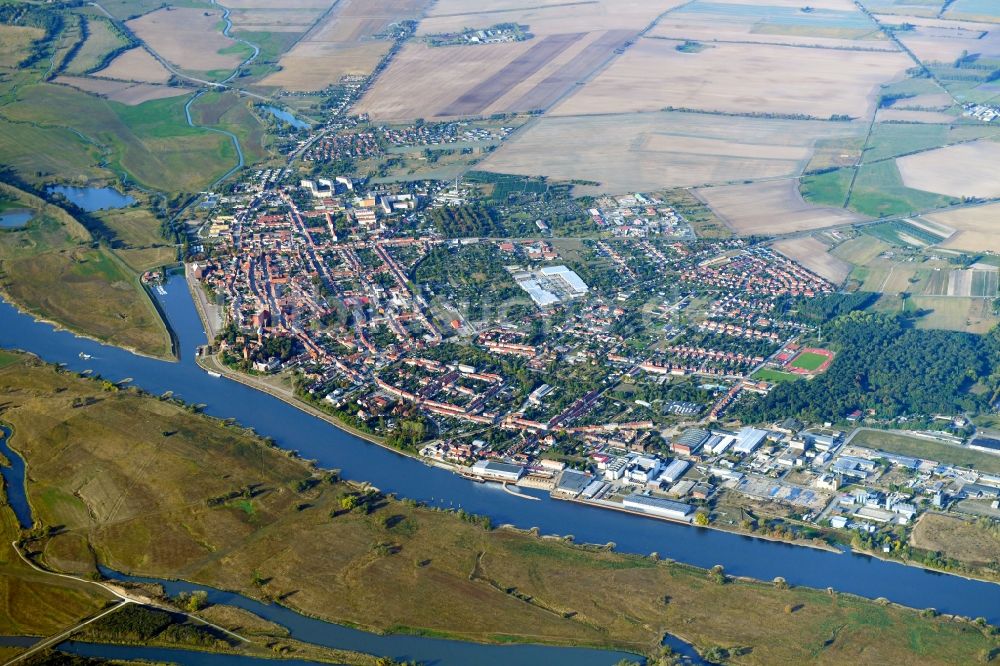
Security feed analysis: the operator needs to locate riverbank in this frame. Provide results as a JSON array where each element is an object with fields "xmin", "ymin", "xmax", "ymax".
[{"xmin": 2, "ymin": 353, "xmax": 996, "ymax": 664}]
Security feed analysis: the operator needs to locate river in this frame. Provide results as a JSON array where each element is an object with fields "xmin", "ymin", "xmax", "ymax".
[{"xmin": 0, "ymin": 274, "xmax": 998, "ymax": 627}]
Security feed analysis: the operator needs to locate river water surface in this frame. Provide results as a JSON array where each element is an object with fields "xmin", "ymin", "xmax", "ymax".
[{"xmin": 0, "ymin": 274, "xmax": 997, "ymax": 627}]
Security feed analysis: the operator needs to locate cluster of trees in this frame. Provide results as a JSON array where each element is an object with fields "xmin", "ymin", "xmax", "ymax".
[
  {"xmin": 429, "ymin": 204, "xmax": 504, "ymax": 237},
  {"xmin": 736, "ymin": 312, "xmax": 998, "ymax": 423},
  {"xmin": 0, "ymin": 4, "xmax": 65, "ymax": 67},
  {"xmin": 384, "ymin": 416, "xmax": 430, "ymax": 451},
  {"xmin": 783, "ymin": 291, "xmax": 877, "ymax": 323}
]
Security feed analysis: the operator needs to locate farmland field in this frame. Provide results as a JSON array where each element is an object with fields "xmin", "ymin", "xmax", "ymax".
[
  {"xmin": 63, "ymin": 17, "xmax": 129, "ymax": 75},
  {"xmin": 896, "ymin": 140, "xmax": 1000, "ymax": 199},
  {"xmin": 648, "ymin": 0, "xmax": 888, "ymax": 47},
  {"xmin": 698, "ymin": 179, "xmax": 865, "ymax": 236},
  {"xmin": 861, "ymin": 123, "xmax": 1000, "ymax": 164},
  {"xmin": 848, "ymin": 160, "xmax": 958, "ymax": 217},
  {"xmin": 852, "ymin": 429, "xmax": 1000, "ymax": 475},
  {"xmin": 95, "ymin": 47, "xmax": 172, "ymax": 83},
  {"xmin": 923, "ymin": 202, "xmax": 1000, "ymax": 253},
  {"xmin": 354, "ymin": 29, "xmax": 632, "ymax": 120},
  {"xmin": 772, "ymin": 236, "xmax": 852, "ymax": 283},
  {"xmin": 55, "ymin": 75, "xmax": 191, "ymax": 105},
  {"xmin": 263, "ymin": 0, "xmax": 432, "ymax": 91},
  {"xmin": 922, "ymin": 269, "xmax": 999, "ymax": 298},
  {"xmin": 127, "ymin": 7, "xmax": 249, "ymax": 74},
  {"xmin": 481, "ymin": 112, "xmax": 862, "ymax": 194},
  {"xmin": 551, "ymin": 38, "xmax": 911, "ymax": 119},
  {"xmin": 831, "ymin": 236, "xmax": 892, "ymax": 265},
  {"xmin": 862, "ymin": 219, "xmax": 948, "ymax": 247},
  {"xmin": 911, "ymin": 295, "xmax": 999, "ymax": 334},
  {"xmin": 419, "ymin": 0, "xmax": 672, "ymax": 37},
  {"xmin": 800, "ymin": 168, "xmax": 853, "ymax": 208},
  {"xmin": 1, "ymin": 84, "xmax": 236, "ymax": 192}
]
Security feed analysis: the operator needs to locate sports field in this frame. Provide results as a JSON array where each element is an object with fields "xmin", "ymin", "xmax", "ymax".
[
  {"xmin": 788, "ymin": 349, "xmax": 834, "ymax": 373},
  {"xmin": 752, "ymin": 367, "xmax": 800, "ymax": 383}
]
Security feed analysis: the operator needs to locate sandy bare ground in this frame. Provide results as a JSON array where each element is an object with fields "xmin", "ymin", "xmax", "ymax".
[
  {"xmin": 95, "ymin": 47, "xmax": 172, "ymax": 83},
  {"xmin": 55, "ymin": 75, "xmax": 190, "ymax": 105},
  {"xmin": 773, "ymin": 237, "xmax": 852, "ymax": 283},
  {"xmin": 420, "ymin": 0, "xmax": 676, "ymax": 36},
  {"xmin": 479, "ymin": 111, "xmax": 863, "ymax": 193},
  {"xmin": 697, "ymin": 179, "xmax": 866, "ymax": 236},
  {"xmin": 923, "ymin": 202, "xmax": 1000, "ymax": 252},
  {"xmin": 877, "ymin": 109, "xmax": 957, "ymax": 123},
  {"xmin": 128, "ymin": 8, "xmax": 243, "ymax": 72},
  {"xmin": 551, "ymin": 38, "xmax": 911, "ymax": 119},
  {"xmin": 897, "ymin": 140, "xmax": 1000, "ymax": 199}
]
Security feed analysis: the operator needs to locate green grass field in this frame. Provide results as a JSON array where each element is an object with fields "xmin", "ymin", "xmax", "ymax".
[
  {"xmin": 852, "ymin": 429, "xmax": 1000, "ymax": 475},
  {"xmin": 789, "ymin": 351, "xmax": 830, "ymax": 371},
  {"xmin": 863, "ymin": 220, "xmax": 947, "ymax": 247},
  {"xmin": 753, "ymin": 368, "xmax": 801, "ymax": 383},
  {"xmin": 1, "ymin": 83, "xmax": 235, "ymax": 192},
  {"xmin": 63, "ymin": 17, "xmax": 130, "ymax": 75},
  {"xmin": 0, "ymin": 183, "xmax": 171, "ymax": 357},
  {"xmin": 863, "ymin": 124, "xmax": 1000, "ymax": 165},
  {"xmin": 848, "ymin": 161, "xmax": 958, "ymax": 218},
  {"xmin": 800, "ymin": 169, "xmax": 852, "ymax": 208},
  {"xmin": 2, "ymin": 356, "xmax": 996, "ymax": 664}
]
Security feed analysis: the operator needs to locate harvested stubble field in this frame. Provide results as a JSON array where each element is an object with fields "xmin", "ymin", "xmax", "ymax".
[
  {"xmin": 551, "ymin": 38, "xmax": 911, "ymax": 119},
  {"xmin": 262, "ymin": 0, "xmax": 432, "ymax": 91},
  {"xmin": 481, "ymin": 112, "xmax": 862, "ymax": 193},
  {"xmin": 923, "ymin": 202, "xmax": 1000, "ymax": 253},
  {"xmin": 55, "ymin": 75, "xmax": 191, "ymax": 105},
  {"xmin": 877, "ymin": 109, "xmax": 956, "ymax": 123},
  {"xmin": 127, "ymin": 7, "xmax": 246, "ymax": 73},
  {"xmin": 896, "ymin": 140, "xmax": 1000, "ymax": 199},
  {"xmin": 2, "ymin": 354, "xmax": 998, "ymax": 664},
  {"xmin": 95, "ymin": 47, "xmax": 172, "ymax": 83},
  {"xmin": 648, "ymin": 0, "xmax": 889, "ymax": 48},
  {"xmin": 772, "ymin": 236, "xmax": 852, "ymax": 283},
  {"xmin": 887, "ymin": 16, "xmax": 1000, "ymax": 62},
  {"xmin": 697, "ymin": 179, "xmax": 866, "ymax": 236},
  {"xmin": 262, "ymin": 41, "xmax": 392, "ymax": 91},
  {"xmin": 353, "ymin": 28, "xmax": 635, "ymax": 119},
  {"xmin": 419, "ymin": 0, "xmax": 673, "ymax": 37}
]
